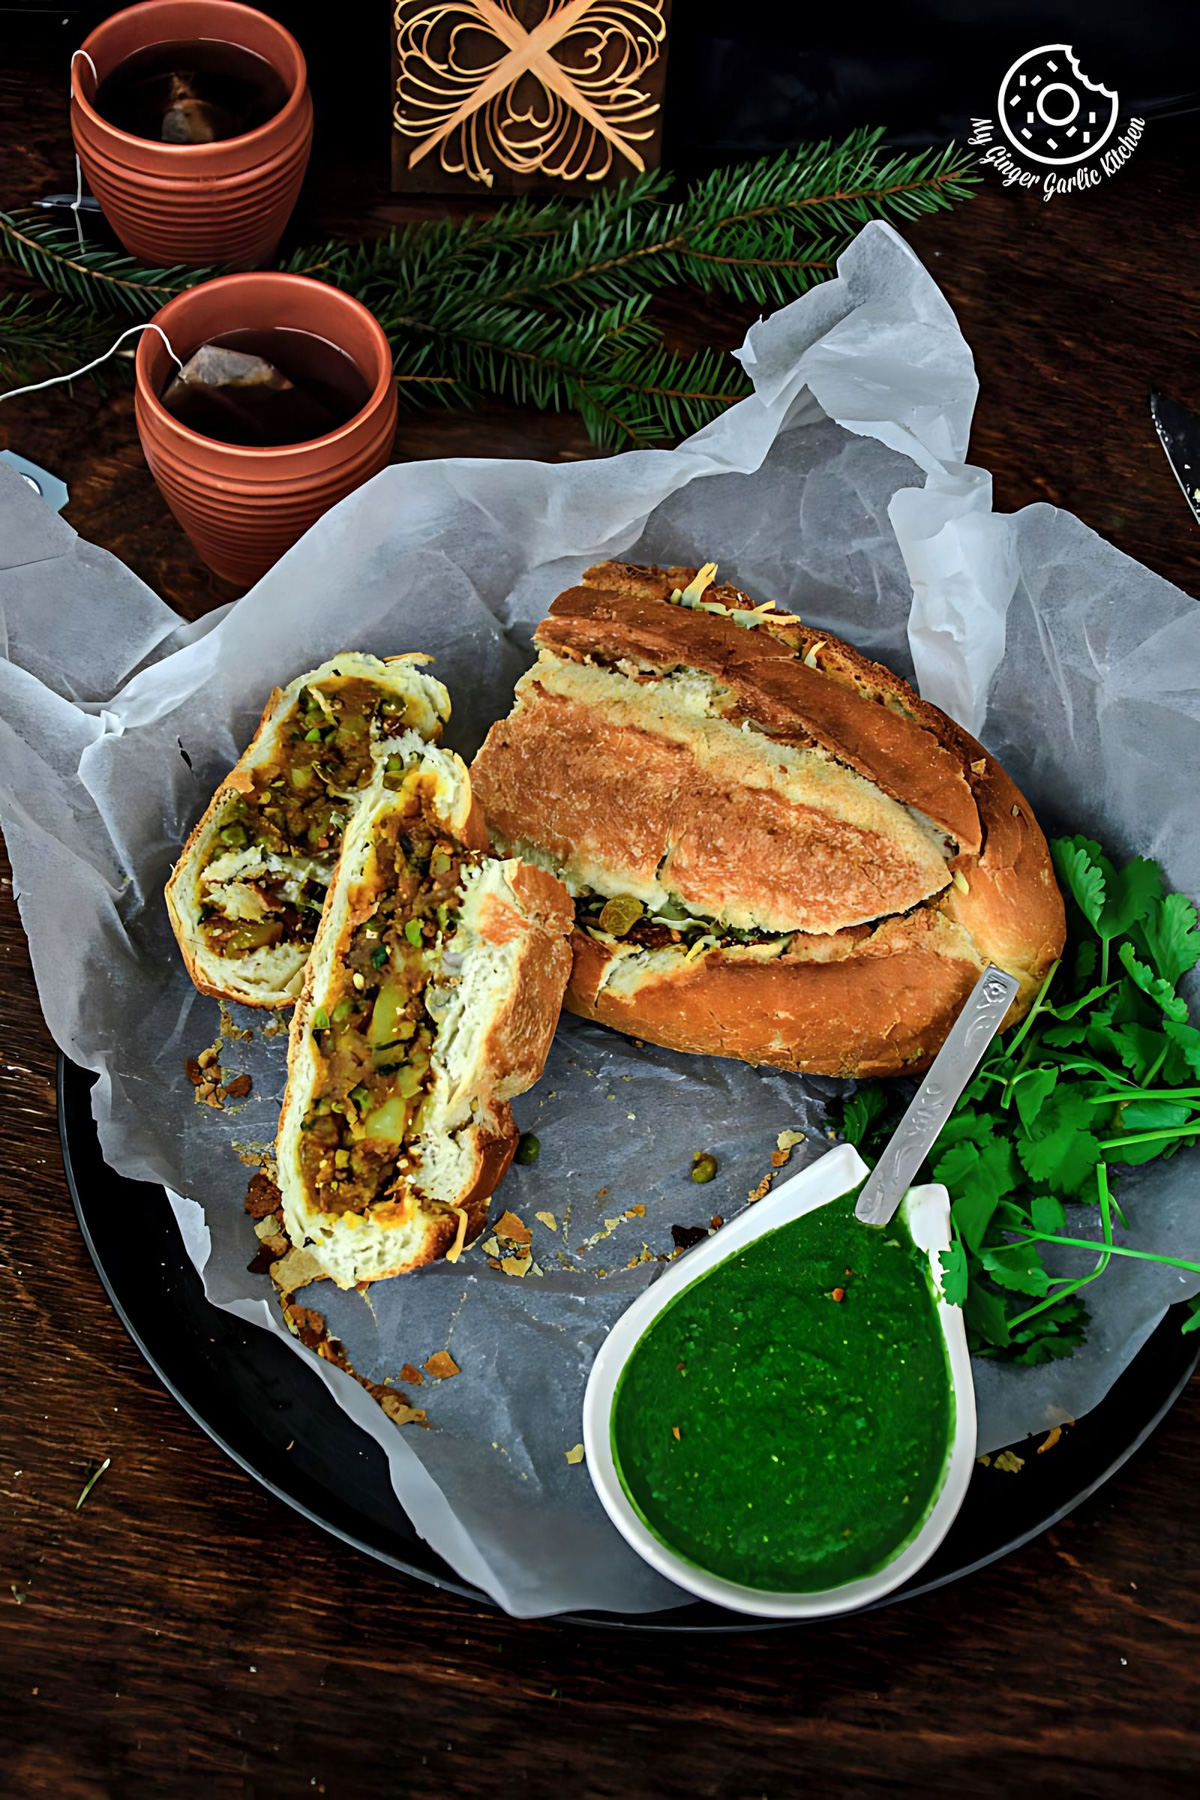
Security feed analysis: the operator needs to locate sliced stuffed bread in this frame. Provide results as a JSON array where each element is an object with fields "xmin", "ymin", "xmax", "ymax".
[
  {"xmin": 276, "ymin": 740, "xmax": 573, "ymax": 1287},
  {"xmin": 470, "ymin": 560, "xmax": 1065, "ymax": 1078},
  {"xmin": 166, "ymin": 653, "xmax": 450, "ymax": 1008}
]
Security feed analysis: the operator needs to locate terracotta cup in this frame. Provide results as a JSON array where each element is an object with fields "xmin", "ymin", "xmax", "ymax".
[
  {"xmin": 135, "ymin": 273, "xmax": 398, "ymax": 586},
  {"xmin": 71, "ymin": 0, "xmax": 313, "ymax": 268}
]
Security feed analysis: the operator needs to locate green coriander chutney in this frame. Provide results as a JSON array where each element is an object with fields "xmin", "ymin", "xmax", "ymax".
[{"xmin": 610, "ymin": 1191, "xmax": 954, "ymax": 1592}]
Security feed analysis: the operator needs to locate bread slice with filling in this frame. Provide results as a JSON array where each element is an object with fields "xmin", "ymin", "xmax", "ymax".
[
  {"xmin": 165, "ymin": 652, "xmax": 450, "ymax": 1008},
  {"xmin": 470, "ymin": 561, "xmax": 1065, "ymax": 1078},
  {"xmin": 276, "ymin": 742, "xmax": 573, "ymax": 1286}
]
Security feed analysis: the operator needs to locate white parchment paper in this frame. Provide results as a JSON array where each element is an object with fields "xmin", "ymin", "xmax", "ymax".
[{"xmin": 2, "ymin": 221, "xmax": 1198, "ymax": 1618}]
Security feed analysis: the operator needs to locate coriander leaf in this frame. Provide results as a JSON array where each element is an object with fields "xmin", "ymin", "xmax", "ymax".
[
  {"xmin": 939, "ymin": 1236, "xmax": 968, "ymax": 1306},
  {"xmin": 933, "ymin": 1131, "xmax": 1016, "ymax": 1191},
  {"xmin": 1106, "ymin": 1132, "xmax": 1189, "ymax": 1167},
  {"xmin": 1051, "ymin": 836, "xmax": 1107, "ymax": 934},
  {"xmin": 1016, "ymin": 1087, "xmax": 1104, "ymax": 1196},
  {"xmin": 1142, "ymin": 891, "xmax": 1200, "ymax": 987},
  {"xmin": 1049, "ymin": 843, "xmax": 1161, "ymax": 943},
  {"xmin": 1119, "ymin": 1099, "xmax": 1195, "ymax": 1132},
  {"xmin": 1011, "ymin": 1324, "xmax": 1088, "ymax": 1364},
  {"xmin": 994, "ymin": 1198, "xmax": 1035, "ymax": 1231},
  {"xmin": 1110, "ymin": 976, "xmax": 1156, "ymax": 1027},
  {"xmin": 965, "ymin": 1282, "xmax": 1012, "ymax": 1348},
  {"xmin": 1015, "ymin": 1065, "xmax": 1058, "ymax": 1132},
  {"xmin": 1117, "ymin": 943, "xmax": 1189, "ymax": 1022},
  {"xmin": 1102, "ymin": 857, "xmax": 1163, "ymax": 938},
  {"xmin": 1047, "ymin": 982, "xmax": 1118, "ymax": 1022},
  {"xmin": 1164, "ymin": 1019, "xmax": 1200, "ymax": 1081},
  {"xmin": 1009, "ymin": 1295, "xmax": 1089, "ymax": 1357},
  {"xmin": 1073, "ymin": 938, "xmax": 1099, "ymax": 989},
  {"xmin": 1031, "ymin": 1193, "xmax": 1067, "ymax": 1233},
  {"xmin": 1087, "ymin": 1016, "xmax": 1165, "ymax": 1082},
  {"xmin": 920, "ymin": 837, "xmax": 1197, "ymax": 1366},
  {"xmin": 1009, "ymin": 1294, "xmax": 1086, "ymax": 1338},
  {"xmin": 1042, "ymin": 1018, "xmax": 1089, "ymax": 1048},
  {"xmin": 950, "ymin": 1189, "xmax": 1000, "ymax": 1257},
  {"xmin": 935, "ymin": 1137, "xmax": 1019, "ymax": 1254},
  {"xmin": 981, "ymin": 1241, "xmax": 1052, "ymax": 1296},
  {"xmin": 936, "ymin": 1107, "xmax": 999, "ymax": 1151},
  {"xmin": 840, "ymin": 1083, "xmax": 890, "ymax": 1150}
]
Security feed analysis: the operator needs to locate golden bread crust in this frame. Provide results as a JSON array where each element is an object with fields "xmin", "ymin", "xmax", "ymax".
[
  {"xmin": 476, "ymin": 864, "xmax": 575, "ymax": 1100},
  {"xmin": 472, "ymin": 560, "xmax": 1066, "ymax": 1078},
  {"xmin": 542, "ymin": 567, "xmax": 982, "ymax": 853},
  {"xmin": 165, "ymin": 681, "xmax": 295, "ymax": 1009},
  {"xmin": 474, "ymin": 686, "xmax": 691, "ymax": 892},
  {"xmin": 567, "ymin": 924, "xmax": 983, "ymax": 1078},
  {"xmin": 473, "ymin": 679, "xmax": 953, "ymax": 935},
  {"xmin": 947, "ymin": 728, "xmax": 1066, "ymax": 992},
  {"xmin": 564, "ymin": 717, "xmax": 1064, "ymax": 1077}
]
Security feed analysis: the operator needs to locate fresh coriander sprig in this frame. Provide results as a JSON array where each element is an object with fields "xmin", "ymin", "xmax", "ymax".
[{"xmin": 841, "ymin": 835, "xmax": 1200, "ymax": 1363}]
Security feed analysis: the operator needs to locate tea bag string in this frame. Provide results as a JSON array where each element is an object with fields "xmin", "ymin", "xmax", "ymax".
[
  {"xmin": 70, "ymin": 51, "xmax": 99, "ymax": 253},
  {"xmin": 0, "ymin": 323, "xmax": 184, "ymax": 404}
]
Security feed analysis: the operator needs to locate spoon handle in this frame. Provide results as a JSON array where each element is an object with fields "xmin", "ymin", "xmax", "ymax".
[{"xmin": 854, "ymin": 964, "xmax": 1020, "ymax": 1227}]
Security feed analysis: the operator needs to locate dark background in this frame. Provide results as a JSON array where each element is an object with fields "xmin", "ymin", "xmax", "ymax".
[
  {"xmin": 3, "ymin": 4, "xmax": 1200, "ymax": 1797},
  {"xmin": 13, "ymin": 1, "xmax": 1200, "ymax": 173}
]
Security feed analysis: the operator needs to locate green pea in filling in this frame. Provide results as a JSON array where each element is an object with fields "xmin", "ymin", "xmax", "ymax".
[
  {"xmin": 298, "ymin": 821, "xmax": 481, "ymax": 1216},
  {"xmin": 198, "ymin": 677, "xmax": 418, "ymax": 960}
]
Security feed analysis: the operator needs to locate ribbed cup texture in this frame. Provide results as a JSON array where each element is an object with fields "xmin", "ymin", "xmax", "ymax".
[
  {"xmin": 136, "ymin": 273, "xmax": 398, "ymax": 587},
  {"xmin": 71, "ymin": 1, "xmax": 313, "ymax": 269}
]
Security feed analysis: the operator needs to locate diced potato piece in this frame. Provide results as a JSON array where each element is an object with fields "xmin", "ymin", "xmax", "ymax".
[{"xmin": 362, "ymin": 1095, "xmax": 410, "ymax": 1141}]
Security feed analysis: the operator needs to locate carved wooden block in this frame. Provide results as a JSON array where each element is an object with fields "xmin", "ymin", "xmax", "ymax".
[{"xmin": 391, "ymin": 0, "xmax": 671, "ymax": 195}]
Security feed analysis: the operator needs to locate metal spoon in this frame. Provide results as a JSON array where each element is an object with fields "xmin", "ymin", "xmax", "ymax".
[{"xmin": 855, "ymin": 963, "xmax": 1019, "ymax": 1227}]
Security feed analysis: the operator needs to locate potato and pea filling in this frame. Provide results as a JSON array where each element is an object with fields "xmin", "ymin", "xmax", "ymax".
[
  {"xmin": 299, "ymin": 818, "xmax": 483, "ymax": 1216},
  {"xmin": 576, "ymin": 890, "xmax": 790, "ymax": 955},
  {"xmin": 198, "ymin": 678, "xmax": 420, "ymax": 960}
]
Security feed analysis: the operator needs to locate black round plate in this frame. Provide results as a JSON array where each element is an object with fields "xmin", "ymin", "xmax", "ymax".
[{"xmin": 59, "ymin": 1056, "xmax": 1199, "ymax": 1631}]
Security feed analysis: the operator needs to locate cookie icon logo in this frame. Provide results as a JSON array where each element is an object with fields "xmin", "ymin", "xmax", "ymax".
[{"xmin": 997, "ymin": 45, "xmax": 1119, "ymax": 167}]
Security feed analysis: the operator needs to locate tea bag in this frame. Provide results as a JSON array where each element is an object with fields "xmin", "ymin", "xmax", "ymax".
[
  {"xmin": 160, "ymin": 71, "xmax": 242, "ymax": 144},
  {"xmin": 162, "ymin": 344, "xmax": 343, "ymax": 447}
]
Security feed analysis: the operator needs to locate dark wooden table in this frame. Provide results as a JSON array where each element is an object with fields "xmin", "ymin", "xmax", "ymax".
[{"xmin": 4, "ymin": 17, "xmax": 1200, "ymax": 1798}]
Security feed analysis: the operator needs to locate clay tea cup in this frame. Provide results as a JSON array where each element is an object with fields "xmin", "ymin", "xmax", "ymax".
[
  {"xmin": 135, "ymin": 272, "xmax": 397, "ymax": 586},
  {"xmin": 71, "ymin": 0, "xmax": 313, "ymax": 269}
]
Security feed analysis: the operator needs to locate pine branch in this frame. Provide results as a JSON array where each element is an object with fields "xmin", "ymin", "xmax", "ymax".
[
  {"xmin": 679, "ymin": 128, "xmax": 976, "ymax": 236},
  {"xmin": 581, "ymin": 326, "xmax": 750, "ymax": 446},
  {"xmin": 0, "ymin": 212, "xmax": 211, "ymax": 316},
  {"xmin": 667, "ymin": 134, "xmax": 979, "ymax": 304},
  {"xmin": 0, "ymin": 292, "xmax": 113, "ymax": 387},
  {"xmin": 0, "ymin": 131, "xmax": 978, "ymax": 447},
  {"xmin": 482, "ymin": 131, "xmax": 978, "ymax": 311},
  {"xmin": 397, "ymin": 297, "xmax": 625, "ymax": 415},
  {"xmin": 389, "ymin": 297, "xmax": 750, "ymax": 450},
  {"xmin": 281, "ymin": 179, "xmax": 671, "ymax": 306},
  {"xmin": 355, "ymin": 134, "xmax": 977, "ymax": 413}
]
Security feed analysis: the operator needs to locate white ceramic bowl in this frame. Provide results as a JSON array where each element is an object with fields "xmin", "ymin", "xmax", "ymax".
[{"xmin": 582, "ymin": 1142, "xmax": 977, "ymax": 1619}]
